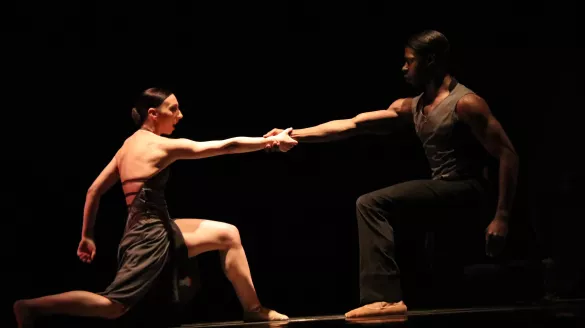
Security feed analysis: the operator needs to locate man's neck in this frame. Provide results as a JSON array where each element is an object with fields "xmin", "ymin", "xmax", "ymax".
[{"xmin": 422, "ymin": 73, "xmax": 453, "ymax": 102}]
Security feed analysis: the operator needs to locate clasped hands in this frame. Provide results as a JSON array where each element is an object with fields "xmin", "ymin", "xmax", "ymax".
[{"xmin": 263, "ymin": 127, "xmax": 297, "ymax": 152}]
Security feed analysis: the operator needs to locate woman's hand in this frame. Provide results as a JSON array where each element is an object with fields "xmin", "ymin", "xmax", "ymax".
[{"xmin": 77, "ymin": 237, "xmax": 96, "ymax": 264}]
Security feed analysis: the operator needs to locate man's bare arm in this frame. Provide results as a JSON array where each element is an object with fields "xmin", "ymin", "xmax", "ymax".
[
  {"xmin": 456, "ymin": 94, "xmax": 519, "ymax": 221},
  {"xmin": 264, "ymin": 98, "xmax": 413, "ymax": 143}
]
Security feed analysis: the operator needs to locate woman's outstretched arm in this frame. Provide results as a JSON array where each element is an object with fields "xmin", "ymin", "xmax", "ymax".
[{"xmin": 164, "ymin": 128, "xmax": 297, "ymax": 160}]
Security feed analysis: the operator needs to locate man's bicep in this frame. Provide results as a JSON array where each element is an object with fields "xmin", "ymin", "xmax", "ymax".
[
  {"xmin": 353, "ymin": 99, "xmax": 411, "ymax": 134},
  {"xmin": 391, "ymin": 98, "xmax": 414, "ymax": 116},
  {"xmin": 457, "ymin": 95, "xmax": 515, "ymax": 157},
  {"xmin": 354, "ymin": 109, "xmax": 399, "ymax": 123}
]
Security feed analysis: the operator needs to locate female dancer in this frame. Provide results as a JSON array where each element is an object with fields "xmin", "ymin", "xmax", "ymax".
[{"xmin": 14, "ymin": 88, "xmax": 295, "ymax": 327}]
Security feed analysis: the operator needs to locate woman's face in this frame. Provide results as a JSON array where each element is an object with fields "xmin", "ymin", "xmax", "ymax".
[{"xmin": 152, "ymin": 94, "xmax": 183, "ymax": 135}]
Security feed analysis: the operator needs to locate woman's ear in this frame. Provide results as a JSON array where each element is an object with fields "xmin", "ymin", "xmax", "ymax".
[{"xmin": 147, "ymin": 107, "xmax": 158, "ymax": 120}]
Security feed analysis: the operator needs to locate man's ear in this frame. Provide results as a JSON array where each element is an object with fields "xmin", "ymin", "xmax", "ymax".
[{"xmin": 426, "ymin": 54, "xmax": 436, "ymax": 67}]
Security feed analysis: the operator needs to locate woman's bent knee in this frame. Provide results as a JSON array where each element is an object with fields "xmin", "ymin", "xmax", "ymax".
[{"xmin": 217, "ymin": 223, "xmax": 241, "ymax": 247}]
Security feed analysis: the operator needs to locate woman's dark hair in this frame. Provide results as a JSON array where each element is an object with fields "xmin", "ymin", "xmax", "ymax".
[
  {"xmin": 406, "ymin": 30, "xmax": 450, "ymax": 68},
  {"xmin": 131, "ymin": 87, "xmax": 173, "ymax": 126}
]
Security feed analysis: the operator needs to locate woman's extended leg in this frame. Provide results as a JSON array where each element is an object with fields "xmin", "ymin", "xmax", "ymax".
[{"xmin": 13, "ymin": 291, "xmax": 125, "ymax": 328}]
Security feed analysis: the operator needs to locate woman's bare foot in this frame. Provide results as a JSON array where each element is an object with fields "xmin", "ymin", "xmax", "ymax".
[
  {"xmin": 243, "ymin": 305, "xmax": 289, "ymax": 322},
  {"xmin": 344, "ymin": 301, "xmax": 407, "ymax": 320},
  {"xmin": 14, "ymin": 300, "xmax": 35, "ymax": 328}
]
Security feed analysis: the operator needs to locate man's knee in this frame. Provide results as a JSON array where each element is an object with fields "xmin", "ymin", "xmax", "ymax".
[
  {"xmin": 356, "ymin": 192, "xmax": 387, "ymax": 212},
  {"xmin": 356, "ymin": 193, "xmax": 374, "ymax": 210}
]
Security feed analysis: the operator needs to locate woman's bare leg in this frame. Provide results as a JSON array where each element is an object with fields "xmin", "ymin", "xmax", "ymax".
[
  {"xmin": 175, "ymin": 218, "xmax": 288, "ymax": 321},
  {"xmin": 13, "ymin": 291, "xmax": 125, "ymax": 328}
]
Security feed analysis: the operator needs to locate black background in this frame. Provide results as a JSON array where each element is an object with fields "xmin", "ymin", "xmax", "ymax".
[{"xmin": 4, "ymin": 1, "xmax": 584, "ymax": 326}]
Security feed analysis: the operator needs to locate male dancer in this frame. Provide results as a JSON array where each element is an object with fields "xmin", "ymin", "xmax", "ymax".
[{"xmin": 265, "ymin": 30, "xmax": 518, "ymax": 319}]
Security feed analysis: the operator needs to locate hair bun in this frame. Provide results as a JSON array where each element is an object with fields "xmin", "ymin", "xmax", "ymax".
[{"xmin": 131, "ymin": 107, "xmax": 142, "ymax": 126}]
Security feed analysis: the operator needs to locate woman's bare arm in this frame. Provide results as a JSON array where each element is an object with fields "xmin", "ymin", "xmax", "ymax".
[
  {"xmin": 163, "ymin": 129, "xmax": 297, "ymax": 160},
  {"xmin": 82, "ymin": 155, "xmax": 119, "ymax": 239}
]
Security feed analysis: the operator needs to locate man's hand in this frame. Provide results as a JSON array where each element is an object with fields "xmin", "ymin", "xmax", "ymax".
[
  {"xmin": 264, "ymin": 128, "xmax": 285, "ymax": 138},
  {"xmin": 485, "ymin": 215, "xmax": 509, "ymax": 257}
]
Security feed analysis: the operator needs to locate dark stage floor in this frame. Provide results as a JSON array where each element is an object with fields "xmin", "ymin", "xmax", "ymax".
[{"xmin": 172, "ymin": 299, "xmax": 585, "ymax": 328}]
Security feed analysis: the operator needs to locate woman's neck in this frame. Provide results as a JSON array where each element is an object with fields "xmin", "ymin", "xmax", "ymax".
[{"xmin": 140, "ymin": 122, "xmax": 159, "ymax": 135}]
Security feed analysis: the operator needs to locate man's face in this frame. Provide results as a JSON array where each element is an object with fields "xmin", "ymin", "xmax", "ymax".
[{"xmin": 402, "ymin": 47, "xmax": 429, "ymax": 87}]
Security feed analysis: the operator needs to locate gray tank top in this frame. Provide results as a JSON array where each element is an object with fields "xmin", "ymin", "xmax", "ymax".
[{"xmin": 412, "ymin": 80, "xmax": 488, "ymax": 180}]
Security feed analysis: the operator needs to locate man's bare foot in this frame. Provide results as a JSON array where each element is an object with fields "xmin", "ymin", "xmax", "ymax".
[
  {"xmin": 344, "ymin": 301, "xmax": 407, "ymax": 320},
  {"xmin": 243, "ymin": 305, "xmax": 289, "ymax": 322},
  {"xmin": 14, "ymin": 300, "xmax": 35, "ymax": 328}
]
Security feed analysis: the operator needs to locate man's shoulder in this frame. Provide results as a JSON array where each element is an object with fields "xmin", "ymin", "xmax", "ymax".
[
  {"xmin": 390, "ymin": 97, "xmax": 418, "ymax": 114},
  {"xmin": 453, "ymin": 81, "xmax": 479, "ymax": 99},
  {"xmin": 455, "ymin": 92, "xmax": 491, "ymax": 120},
  {"xmin": 456, "ymin": 92, "xmax": 486, "ymax": 108}
]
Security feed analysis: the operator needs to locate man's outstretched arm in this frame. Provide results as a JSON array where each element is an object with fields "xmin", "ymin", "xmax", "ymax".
[{"xmin": 264, "ymin": 98, "xmax": 413, "ymax": 143}]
